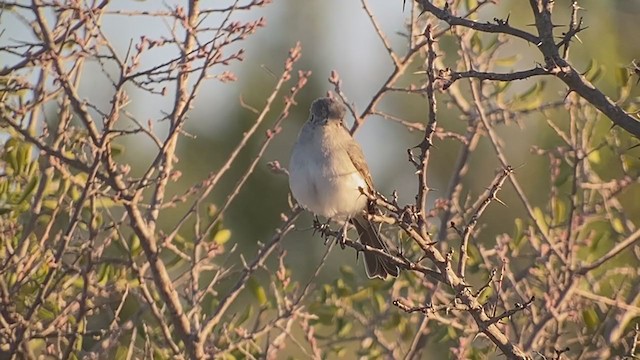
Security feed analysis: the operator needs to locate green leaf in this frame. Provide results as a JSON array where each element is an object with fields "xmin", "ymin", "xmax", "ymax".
[
  {"xmin": 470, "ymin": 33, "xmax": 482, "ymax": 52},
  {"xmin": 533, "ymin": 207, "xmax": 549, "ymax": 235},
  {"xmin": 58, "ymin": 177, "xmax": 71, "ymax": 196},
  {"xmin": 333, "ymin": 346, "xmax": 346, "ymax": 357},
  {"xmin": 17, "ymin": 142, "xmax": 31, "ymax": 174},
  {"xmin": 519, "ymin": 81, "xmax": 545, "ymax": 101},
  {"xmin": 235, "ymin": 305, "xmax": 253, "ymax": 327},
  {"xmin": 42, "ymin": 177, "xmax": 59, "ymax": 196},
  {"xmin": 0, "ymin": 179, "xmax": 8, "ymax": 194},
  {"xmin": 491, "ymin": 80, "xmax": 512, "ymax": 97},
  {"xmin": 582, "ymin": 308, "xmax": 599, "ymax": 331},
  {"xmin": 213, "ymin": 229, "xmax": 231, "ymax": 245},
  {"xmin": 584, "ymin": 59, "xmax": 605, "ymax": 83},
  {"xmin": 110, "ymin": 143, "xmax": 125, "ymax": 157},
  {"xmin": 339, "ymin": 265, "xmax": 355, "ymax": 282},
  {"xmin": 588, "ymin": 226, "xmax": 609, "ymax": 254},
  {"xmin": 207, "ymin": 204, "xmax": 218, "ymax": 217},
  {"xmin": 335, "ymin": 278, "xmax": 350, "ymax": 297},
  {"xmin": 165, "ymin": 254, "xmax": 184, "ymax": 269},
  {"xmin": 513, "ymin": 218, "xmax": 525, "ymax": 247},
  {"xmin": 616, "ymin": 67, "xmax": 633, "ymax": 100},
  {"xmin": 337, "ymin": 318, "xmax": 352, "ymax": 337},
  {"xmin": 616, "ymin": 66, "xmax": 630, "ymax": 86},
  {"xmin": 14, "ymin": 175, "xmax": 38, "ymax": 205},
  {"xmin": 348, "ymin": 288, "xmax": 370, "ymax": 302},
  {"xmin": 309, "ymin": 304, "xmax": 336, "ymax": 325},
  {"xmin": 129, "ymin": 234, "xmax": 141, "ymax": 255},
  {"xmin": 554, "ymin": 164, "xmax": 571, "ymax": 187},
  {"xmin": 447, "ymin": 326, "xmax": 457, "ymax": 340},
  {"xmin": 374, "ymin": 293, "xmax": 386, "ymax": 312},
  {"xmin": 42, "ymin": 199, "xmax": 59, "ymax": 210},
  {"xmin": 248, "ymin": 277, "xmax": 267, "ymax": 305},
  {"xmin": 25, "ymin": 160, "xmax": 37, "ymax": 178},
  {"xmin": 621, "ymin": 154, "xmax": 640, "ymax": 173},
  {"xmin": 38, "ymin": 306, "xmax": 56, "ymax": 321},
  {"xmin": 611, "ymin": 218, "xmax": 625, "ymax": 234},
  {"xmin": 467, "ymin": 243, "xmax": 481, "ymax": 269},
  {"xmin": 7, "ymin": 272, "xmax": 17, "ymax": 287},
  {"xmin": 587, "ymin": 149, "xmax": 601, "ymax": 165},
  {"xmin": 510, "ymin": 81, "xmax": 546, "ymax": 110},
  {"xmin": 552, "ymin": 197, "xmax": 567, "ymax": 225},
  {"xmin": 465, "ymin": 0, "xmax": 478, "ymax": 11},
  {"xmin": 114, "ymin": 345, "xmax": 129, "ymax": 360},
  {"xmin": 74, "ymin": 320, "xmax": 84, "ymax": 350},
  {"xmin": 494, "ymin": 55, "xmax": 520, "ymax": 67},
  {"xmin": 97, "ymin": 263, "xmax": 112, "ymax": 286},
  {"xmin": 201, "ymin": 293, "xmax": 219, "ymax": 316},
  {"xmin": 219, "ymin": 354, "xmax": 237, "ymax": 360},
  {"xmin": 3, "ymin": 137, "xmax": 19, "ymax": 173},
  {"xmin": 95, "ymin": 196, "xmax": 116, "ymax": 209},
  {"xmin": 70, "ymin": 185, "xmax": 81, "ymax": 201},
  {"xmin": 384, "ymin": 313, "xmax": 401, "ymax": 330},
  {"xmin": 476, "ymin": 285, "xmax": 493, "ymax": 301}
]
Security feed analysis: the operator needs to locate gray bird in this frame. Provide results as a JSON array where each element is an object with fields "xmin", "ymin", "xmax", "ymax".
[{"xmin": 288, "ymin": 97, "xmax": 399, "ymax": 279}]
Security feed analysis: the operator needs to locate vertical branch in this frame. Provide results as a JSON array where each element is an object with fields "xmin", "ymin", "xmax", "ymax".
[
  {"xmin": 123, "ymin": 2, "xmax": 201, "ymax": 357},
  {"xmin": 436, "ymin": 122, "xmax": 481, "ymax": 242},
  {"xmin": 562, "ymin": 0, "xmax": 581, "ymax": 59},
  {"xmin": 561, "ymin": 1, "xmax": 582, "ymax": 267},
  {"xmin": 457, "ymin": 166, "xmax": 512, "ymax": 278},
  {"xmin": 414, "ymin": 24, "xmax": 438, "ymax": 239},
  {"xmin": 31, "ymin": 0, "xmax": 101, "ymax": 145},
  {"xmin": 563, "ymin": 96, "xmax": 581, "ymax": 266},
  {"xmin": 195, "ymin": 210, "xmax": 301, "ymax": 358},
  {"xmin": 460, "ymin": 44, "xmax": 566, "ymax": 263},
  {"xmin": 123, "ymin": 202, "xmax": 195, "ymax": 356},
  {"xmin": 147, "ymin": 0, "xmax": 200, "ymax": 231}
]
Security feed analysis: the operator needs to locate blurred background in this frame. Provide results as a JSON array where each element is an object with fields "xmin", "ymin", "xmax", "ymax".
[{"xmin": 2, "ymin": 0, "xmax": 639, "ymax": 282}]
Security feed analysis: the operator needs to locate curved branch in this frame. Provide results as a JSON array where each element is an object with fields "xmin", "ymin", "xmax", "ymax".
[
  {"xmin": 527, "ymin": 0, "xmax": 640, "ymax": 137},
  {"xmin": 417, "ymin": 0, "xmax": 541, "ymax": 45},
  {"xmin": 417, "ymin": 0, "xmax": 640, "ymax": 137}
]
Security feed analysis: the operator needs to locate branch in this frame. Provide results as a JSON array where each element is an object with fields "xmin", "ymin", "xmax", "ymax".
[
  {"xmin": 553, "ymin": 64, "xmax": 640, "ymax": 137},
  {"xmin": 576, "ymin": 227, "xmax": 640, "ymax": 274},
  {"xmin": 417, "ymin": 0, "xmax": 640, "ymax": 137},
  {"xmin": 461, "ymin": 41, "xmax": 567, "ymax": 263},
  {"xmin": 486, "ymin": 296, "xmax": 535, "ymax": 326},
  {"xmin": 414, "ymin": 25, "xmax": 438, "ymax": 241},
  {"xmin": 196, "ymin": 209, "xmax": 301, "ymax": 356},
  {"xmin": 457, "ymin": 166, "xmax": 512, "ymax": 279},
  {"xmin": 437, "ymin": 67, "xmax": 550, "ymax": 90},
  {"xmin": 416, "ymin": 0, "xmax": 540, "ymax": 45},
  {"xmin": 527, "ymin": 0, "xmax": 640, "ymax": 137}
]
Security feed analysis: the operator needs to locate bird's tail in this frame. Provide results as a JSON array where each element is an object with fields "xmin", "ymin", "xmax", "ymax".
[{"xmin": 350, "ymin": 215, "xmax": 400, "ymax": 279}]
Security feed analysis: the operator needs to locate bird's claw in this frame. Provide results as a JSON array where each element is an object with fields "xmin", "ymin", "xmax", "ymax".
[
  {"xmin": 312, "ymin": 216, "xmax": 349, "ymax": 248},
  {"xmin": 337, "ymin": 222, "xmax": 348, "ymax": 249},
  {"xmin": 313, "ymin": 216, "xmax": 334, "ymax": 244}
]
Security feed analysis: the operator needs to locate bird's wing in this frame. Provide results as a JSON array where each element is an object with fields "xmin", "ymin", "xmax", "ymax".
[{"xmin": 345, "ymin": 140, "xmax": 375, "ymax": 192}]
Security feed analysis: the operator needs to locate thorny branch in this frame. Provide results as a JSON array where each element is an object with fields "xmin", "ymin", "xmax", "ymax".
[
  {"xmin": 416, "ymin": 0, "xmax": 640, "ymax": 137},
  {"xmin": 0, "ymin": 1, "xmax": 314, "ymax": 359},
  {"xmin": 312, "ymin": 1, "xmax": 640, "ymax": 359},
  {"xmin": 1, "ymin": 0, "xmax": 639, "ymax": 359}
]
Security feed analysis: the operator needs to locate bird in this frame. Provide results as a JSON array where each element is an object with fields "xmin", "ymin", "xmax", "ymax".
[{"xmin": 288, "ymin": 96, "xmax": 400, "ymax": 279}]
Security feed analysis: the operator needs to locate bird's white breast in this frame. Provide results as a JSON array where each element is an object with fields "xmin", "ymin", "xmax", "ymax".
[{"xmin": 289, "ymin": 123, "xmax": 368, "ymax": 219}]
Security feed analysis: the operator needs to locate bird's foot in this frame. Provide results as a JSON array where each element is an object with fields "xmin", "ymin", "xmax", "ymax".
[
  {"xmin": 312, "ymin": 217, "xmax": 349, "ymax": 248},
  {"xmin": 336, "ymin": 221, "xmax": 348, "ymax": 249},
  {"xmin": 313, "ymin": 216, "xmax": 334, "ymax": 244}
]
